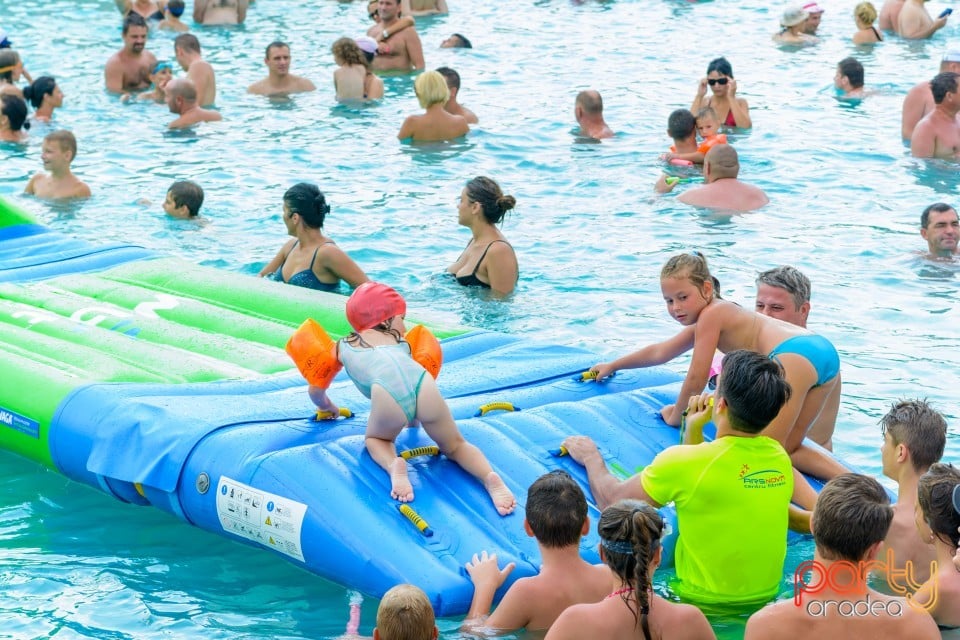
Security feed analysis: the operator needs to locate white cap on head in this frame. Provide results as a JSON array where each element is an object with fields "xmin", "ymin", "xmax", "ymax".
[
  {"xmin": 355, "ymin": 36, "xmax": 378, "ymax": 55},
  {"xmin": 781, "ymin": 6, "xmax": 810, "ymax": 27}
]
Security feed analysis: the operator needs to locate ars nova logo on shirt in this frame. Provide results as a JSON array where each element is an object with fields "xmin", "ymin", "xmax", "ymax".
[{"xmin": 739, "ymin": 464, "xmax": 788, "ymax": 489}]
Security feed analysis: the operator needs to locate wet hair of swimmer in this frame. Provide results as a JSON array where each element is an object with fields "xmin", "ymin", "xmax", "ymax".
[
  {"xmin": 464, "ymin": 176, "xmax": 516, "ymax": 225},
  {"xmin": 0, "ymin": 49, "xmax": 19, "ymax": 82},
  {"xmin": 813, "ymin": 474, "xmax": 893, "ymax": 562},
  {"xmin": 667, "ymin": 108, "xmax": 696, "ymax": 140},
  {"xmin": 23, "ymin": 76, "xmax": 56, "ymax": 109},
  {"xmin": 838, "ymin": 57, "xmax": 864, "ymax": 89},
  {"xmin": 283, "ymin": 183, "xmax": 331, "ymax": 229},
  {"xmin": 449, "ymin": 33, "xmax": 472, "ymax": 48},
  {"xmin": 716, "ymin": 350, "xmax": 791, "ymax": 433},
  {"xmin": 0, "ymin": 94, "xmax": 29, "ymax": 132},
  {"xmin": 168, "ymin": 0, "xmax": 185, "ymax": 17},
  {"xmin": 123, "ymin": 13, "xmax": 148, "ymax": 35},
  {"xmin": 917, "ymin": 463, "xmax": 960, "ymax": 548},
  {"xmin": 931, "ymin": 72, "xmax": 959, "ymax": 105},
  {"xmin": 597, "ymin": 500, "xmax": 663, "ymax": 631},
  {"xmin": 706, "ymin": 56, "xmax": 734, "ymax": 78}
]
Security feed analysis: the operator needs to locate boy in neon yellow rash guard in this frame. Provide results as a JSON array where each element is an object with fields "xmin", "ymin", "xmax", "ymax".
[{"xmin": 563, "ymin": 349, "xmax": 794, "ymax": 606}]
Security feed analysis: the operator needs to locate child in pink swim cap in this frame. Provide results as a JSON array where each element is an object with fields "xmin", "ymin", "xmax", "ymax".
[{"xmin": 306, "ymin": 282, "xmax": 516, "ymax": 516}]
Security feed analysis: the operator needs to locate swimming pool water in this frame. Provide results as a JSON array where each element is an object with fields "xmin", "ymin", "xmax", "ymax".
[{"xmin": 1, "ymin": 0, "xmax": 958, "ymax": 637}]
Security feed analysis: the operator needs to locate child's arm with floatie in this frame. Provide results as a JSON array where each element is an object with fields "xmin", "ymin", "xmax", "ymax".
[
  {"xmin": 286, "ymin": 319, "xmax": 343, "ymax": 417},
  {"xmin": 590, "ymin": 325, "xmax": 697, "ymax": 382}
]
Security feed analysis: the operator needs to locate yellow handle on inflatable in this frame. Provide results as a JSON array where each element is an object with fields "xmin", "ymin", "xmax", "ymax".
[
  {"xmin": 286, "ymin": 319, "xmax": 343, "ymax": 388},
  {"xmin": 315, "ymin": 407, "xmax": 353, "ymax": 421},
  {"xmin": 474, "ymin": 402, "xmax": 520, "ymax": 417},
  {"xmin": 398, "ymin": 504, "xmax": 434, "ymax": 537},
  {"xmin": 405, "ymin": 324, "xmax": 442, "ymax": 379},
  {"xmin": 400, "ymin": 445, "xmax": 440, "ymax": 460}
]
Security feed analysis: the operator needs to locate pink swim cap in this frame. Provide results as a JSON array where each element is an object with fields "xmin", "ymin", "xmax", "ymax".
[{"xmin": 346, "ymin": 282, "xmax": 406, "ymax": 332}]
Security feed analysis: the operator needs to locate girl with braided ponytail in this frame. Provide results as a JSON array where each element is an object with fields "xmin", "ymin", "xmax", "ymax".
[{"xmin": 545, "ymin": 499, "xmax": 715, "ymax": 640}]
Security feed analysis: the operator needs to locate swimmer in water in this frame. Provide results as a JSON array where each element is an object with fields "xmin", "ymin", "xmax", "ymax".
[
  {"xmin": 193, "ymin": 0, "xmax": 249, "ymax": 25},
  {"xmin": 293, "ymin": 281, "xmax": 516, "ymax": 515},
  {"xmin": 123, "ymin": 61, "xmax": 173, "ymax": 103},
  {"xmin": 248, "ymin": 41, "xmax": 316, "ymax": 96},
  {"xmin": 158, "ymin": 0, "xmax": 189, "ymax": 32},
  {"xmin": 105, "ymin": 14, "xmax": 157, "ymax": 93},
  {"xmin": 165, "ymin": 78, "xmax": 222, "ymax": 129},
  {"xmin": 25, "ymin": 130, "xmax": 91, "ymax": 200}
]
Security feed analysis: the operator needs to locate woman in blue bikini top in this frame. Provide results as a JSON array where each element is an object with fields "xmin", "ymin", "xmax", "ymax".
[
  {"xmin": 259, "ymin": 183, "xmax": 369, "ymax": 293},
  {"xmin": 446, "ymin": 175, "xmax": 519, "ymax": 296}
]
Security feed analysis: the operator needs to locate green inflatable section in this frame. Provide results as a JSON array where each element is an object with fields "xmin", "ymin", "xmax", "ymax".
[{"xmin": 0, "ymin": 197, "xmax": 466, "ymax": 470}]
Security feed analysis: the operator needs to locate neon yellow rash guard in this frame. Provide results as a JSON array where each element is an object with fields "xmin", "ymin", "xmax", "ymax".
[{"xmin": 641, "ymin": 435, "xmax": 793, "ymax": 605}]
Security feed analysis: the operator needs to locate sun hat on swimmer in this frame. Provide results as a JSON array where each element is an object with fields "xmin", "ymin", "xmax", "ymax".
[
  {"xmin": 802, "ymin": 2, "xmax": 824, "ymax": 14},
  {"xmin": 355, "ymin": 36, "xmax": 379, "ymax": 55},
  {"xmin": 346, "ymin": 282, "xmax": 406, "ymax": 332},
  {"xmin": 781, "ymin": 6, "xmax": 810, "ymax": 27}
]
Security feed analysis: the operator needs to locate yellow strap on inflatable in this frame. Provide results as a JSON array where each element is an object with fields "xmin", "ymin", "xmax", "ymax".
[
  {"xmin": 285, "ymin": 319, "xmax": 343, "ymax": 388},
  {"xmin": 405, "ymin": 324, "xmax": 442, "ymax": 379}
]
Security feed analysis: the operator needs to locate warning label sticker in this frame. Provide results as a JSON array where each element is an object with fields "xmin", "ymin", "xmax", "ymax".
[{"xmin": 216, "ymin": 476, "xmax": 307, "ymax": 562}]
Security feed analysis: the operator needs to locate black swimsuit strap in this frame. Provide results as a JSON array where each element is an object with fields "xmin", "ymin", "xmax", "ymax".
[{"xmin": 469, "ymin": 240, "xmax": 508, "ymax": 277}]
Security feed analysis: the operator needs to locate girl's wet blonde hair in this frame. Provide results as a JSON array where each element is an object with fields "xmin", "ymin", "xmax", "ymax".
[{"xmin": 660, "ymin": 252, "xmax": 721, "ymax": 298}]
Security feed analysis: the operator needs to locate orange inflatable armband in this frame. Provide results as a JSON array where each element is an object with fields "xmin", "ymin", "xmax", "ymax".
[
  {"xmin": 405, "ymin": 324, "xmax": 442, "ymax": 379},
  {"xmin": 697, "ymin": 133, "xmax": 728, "ymax": 154},
  {"xmin": 285, "ymin": 319, "xmax": 343, "ymax": 388}
]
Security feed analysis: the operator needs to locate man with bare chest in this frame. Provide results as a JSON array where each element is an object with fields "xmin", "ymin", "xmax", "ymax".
[
  {"xmin": 104, "ymin": 14, "xmax": 157, "ymax": 93},
  {"xmin": 193, "ymin": 0, "xmax": 248, "ymax": 25},
  {"xmin": 911, "ymin": 72, "xmax": 960, "ymax": 160},
  {"xmin": 367, "ymin": 0, "xmax": 424, "ymax": 72}
]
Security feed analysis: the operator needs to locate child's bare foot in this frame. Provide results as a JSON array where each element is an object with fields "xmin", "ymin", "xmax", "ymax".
[
  {"xmin": 484, "ymin": 472, "xmax": 516, "ymax": 516},
  {"xmin": 389, "ymin": 457, "xmax": 414, "ymax": 502}
]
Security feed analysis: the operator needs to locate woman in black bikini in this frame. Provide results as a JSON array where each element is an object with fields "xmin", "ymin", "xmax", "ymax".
[
  {"xmin": 114, "ymin": 0, "xmax": 167, "ymax": 21},
  {"xmin": 853, "ymin": 2, "xmax": 883, "ymax": 45},
  {"xmin": 446, "ymin": 176, "xmax": 518, "ymax": 296},
  {"xmin": 691, "ymin": 57, "xmax": 752, "ymax": 129},
  {"xmin": 545, "ymin": 500, "xmax": 715, "ymax": 640}
]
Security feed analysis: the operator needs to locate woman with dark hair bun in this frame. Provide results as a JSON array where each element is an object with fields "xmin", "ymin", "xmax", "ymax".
[
  {"xmin": 691, "ymin": 57, "xmax": 752, "ymax": 129},
  {"xmin": 23, "ymin": 76, "xmax": 63, "ymax": 122},
  {"xmin": 258, "ymin": 183, "xmax": 369, "ymax": 293},
  {"xmin": 446, "ymin": 176, "xmax": 519, "ymax": 296},
  {"xmin": 546, "ymin": 500, "xmax": 715, "ymax": 640},
  {"xmin": 0, "ymin": 94, "xmax": 29, "ymax": 142}
]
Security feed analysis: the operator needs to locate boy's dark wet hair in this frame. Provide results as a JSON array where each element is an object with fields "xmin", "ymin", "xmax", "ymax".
[
  {"xmin": 283, "ymin": 182, "xmax": 330, "ymax": 229},
  {"xmin": 525, "ymin": 470, "xmax": 588, "ymax": 548},
  {"xmin": 838, "ymin": 57, "xmax": 864, "ymax": 89},
  {"xmin": 449, "ymin": 33, "xmax": 472, "ymax": 48},
  {"xmin": 931, "ymin": 71, "xmax": 959, "ymax": 104},
  {"xmin": 435, "ymin": 66, "xmax": 460, "ymax": 91},
  {"xmin": 879, "ymin": 399, "xmax": 946, "ymax": 472},
  {"xmin": 716, "ymin": 350, "xmax": 791, "ymax": 433},
  {"xmin": 667, "ymin": 109, "xmax": 696, "ymax": 141},
  {"xmin": 917, "ymin": 463, "xmax": 960, "ymax": 547},
  {"xmin": 168, "ymin": 180, "xmax": 205, "ymax": 217},
  {"xmin": 813, "ymin": 474, "xmax": 892, "ymax": 562}
]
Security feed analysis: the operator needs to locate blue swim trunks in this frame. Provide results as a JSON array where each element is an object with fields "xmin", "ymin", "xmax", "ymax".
[{"xmin": 768, "ymin": 334, "xmax": 839, "ymax": 386}]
